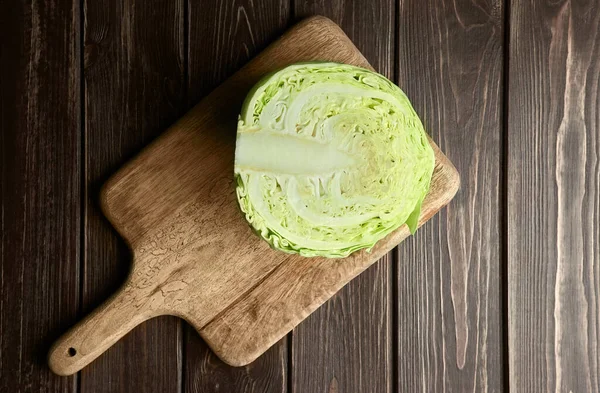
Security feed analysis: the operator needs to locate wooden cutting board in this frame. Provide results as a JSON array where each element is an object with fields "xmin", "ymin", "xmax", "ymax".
[{"xmin": 48, "ymin": 16, "xmax": 460, "ymax": 376}]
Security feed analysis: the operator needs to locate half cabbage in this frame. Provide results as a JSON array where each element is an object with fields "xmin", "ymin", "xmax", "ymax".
[{"xmin": 234, "ymin": 62, "xmax": 434, "ymax": 258}]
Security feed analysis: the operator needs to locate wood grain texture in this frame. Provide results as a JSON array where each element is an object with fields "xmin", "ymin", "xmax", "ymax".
[
  {"xmin": 185, "ymin": 1, "xmax": 290, "ymax": 391},
  {"xmin": 79, "ymin": 0, "xmax": 185, "ymax": 390},
  {"xmin": 508, "ymin": 1, "xmax": 600, "ymax": 391},
  {"xmin": 290, "ymin": 256, "xmax": 392, "ymax": 393},
  {"xmin": 290, "ymin": 1, "xmax": 394, "ymax": 392},
  {"xmin": 184, "ymin": 337, "xmax": 287, "ymax": 393},
  {"xmin": 47, "ymin": 16, "xmax": 459, "ymax": 377},
  {"xmin": 395, "ymin": 0, "xmax": 504, "ymax": 391},
  {"xmin": 0, "ymin": 0, "xmax": 80, "ymax": 392}
]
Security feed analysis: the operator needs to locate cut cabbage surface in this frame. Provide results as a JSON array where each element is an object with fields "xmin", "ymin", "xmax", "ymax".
[{"xmin": 234, "ymin": 62, "xmax": 435, "ymax": 258}]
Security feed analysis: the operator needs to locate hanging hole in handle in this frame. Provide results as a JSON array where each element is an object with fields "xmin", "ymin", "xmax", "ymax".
[{"xmin": 67, "ymin": 347, "xmax": 77, "ymax": 357}]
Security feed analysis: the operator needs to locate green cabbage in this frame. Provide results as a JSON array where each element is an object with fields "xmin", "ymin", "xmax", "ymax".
[{"xmin": 234, "ymin": 62, "xmax": 434, "ymax": 258}]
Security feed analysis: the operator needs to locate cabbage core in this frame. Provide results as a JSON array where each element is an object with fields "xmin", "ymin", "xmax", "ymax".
[{"xmin": 234, "ymin": 62, "xmax": 434, "ymax": 257}]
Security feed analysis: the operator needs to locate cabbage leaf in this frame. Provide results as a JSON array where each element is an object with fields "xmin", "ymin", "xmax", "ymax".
[{"xmin": 234, "ymin": 62, "xmax": 434, "ymax": 258}]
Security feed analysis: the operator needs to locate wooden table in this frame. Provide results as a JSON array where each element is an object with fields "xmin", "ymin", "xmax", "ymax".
[{"xmin": 2, "ymin": 0, "xmax": 598, "ymax": 392}]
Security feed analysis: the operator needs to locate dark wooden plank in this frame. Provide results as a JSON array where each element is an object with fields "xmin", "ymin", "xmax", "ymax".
[
  {"xmin": 0, "ymin": 0, "xmax": 80, "ymax": 391},
  {"xmin": 290, "ymin": 256, "xmax": 393, "ymax": 393},
  {"xmin": 290, "ymin": 2, "xmax": 394, "ymax": 392},
  {"xmin": 187, "ymin": 0, "xmax": 291, "ymax": 105},
  {"xmin": 395, "ymin": 0, "xmax": 504, "ymax": 391},
  {"xmin": 184, "ymin": 0, "xmax": 289, "ymax": 392},
  {"xmin": 508, "ymin": 1, "xmax": 600, "ymax": 391},
  {"xmin": 80, "ymin": 0, "xmax": 185, "ymax": 391}
]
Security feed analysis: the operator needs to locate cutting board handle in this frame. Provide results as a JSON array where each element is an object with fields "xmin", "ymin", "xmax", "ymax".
[{"xmin": 48, "ymin": 280, "xmax": 155, "ymax": 376}]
